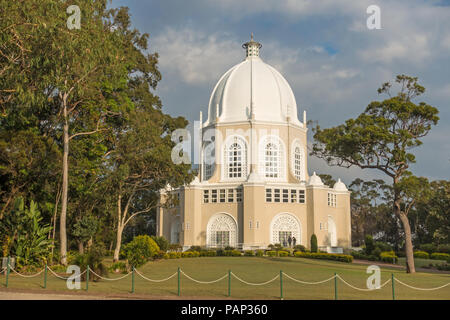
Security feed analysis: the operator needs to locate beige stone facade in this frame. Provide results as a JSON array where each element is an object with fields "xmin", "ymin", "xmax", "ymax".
[{"xmin": 157, "ymin": 37, "xmax": 351, "ymax": 252}]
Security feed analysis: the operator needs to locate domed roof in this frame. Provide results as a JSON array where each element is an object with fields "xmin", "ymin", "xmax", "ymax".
[
  {"xmin": 205, "ymin": 35, "xmax": 302, "ymax": 127},
  {"xmin": 333, "ymin": 178, "xmax": 348, "ymax": 191},
  {"xmin": 307, "ymin": 172, "xmax": 324, "ymax": 187}
]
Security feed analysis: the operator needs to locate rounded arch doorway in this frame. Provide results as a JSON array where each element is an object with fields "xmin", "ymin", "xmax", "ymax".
[
  {"xmin": 170, "ymin": 217, "xmax": 181, "ymax": 244},
  {"xmin": 270, "ymin": 213, "xmax": 301, "ymax": 246},
  {"xmin": 206, "ymin": 213, "xmax": 237, "ymax": 248}
]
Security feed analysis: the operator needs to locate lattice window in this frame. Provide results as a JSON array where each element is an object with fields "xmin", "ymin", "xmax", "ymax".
[
  {"xmin": 274, "ymin": 189, "xmax": 280, "ymax": 202},
  {"xmin": 271, "ymin": 213, "xmax": 301, "ymax": 245},
  {"xmin": 282, "ymin": 189, "xmax": 289, "ymax": 203},
  {"xmin": 266, "ymin": 188, "xmax": 272, "ymax": 202},
  {"xmin": 227, "ymin": 189, "xmax": 234, "ymax": 203},
  {"xmin": 236, "ymin": 188, "xmax": 242, "ymax": 202},
  {"xmin": 203, "ymin": 190, "xmax": 209, "ymax": 203},
  {"xmin": 291, "ymin": 189, "xmax": 297, "ymax": 203},
  {"xmin": 207, "ymin": 214, "xmax": 237, "ymax": 248},
  {"xmin": 260, "ymin": 136, "xmax": 284, "ymax": 180},
  {"xmin": 219, "ymin": 189, "xmax": 226, "ymax": 203},
  {"xmin": 224, "ymin": 136, "xmax": 247, "ymax": 179},
  {"xmin": 211, "ymin": 190, "xmax": 217, "ymax": 203},
  {"xmin": 294, "ymin": 146, "xmax": 303, "ymax": 180},
  {"xmin": 328, "ymin": 193, "xmax": 336, "ymax": 207},
  {"xmin": 299, "ymin": 190, "xmax": 305, "ymax": 203}
]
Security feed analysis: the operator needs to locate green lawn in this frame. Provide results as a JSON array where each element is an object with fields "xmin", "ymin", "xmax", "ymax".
[
  {"xmin": 397, "ymin": 257, "xmax": 448, "ymax": 269},
  {"xmin": 2, "ymin": 257, "xmax": 449, "ymax": 300}
]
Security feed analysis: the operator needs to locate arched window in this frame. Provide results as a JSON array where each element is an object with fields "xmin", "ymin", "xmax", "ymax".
[
  {"xmin": 206, "ymin": 213, "xmax": 237, "ymax": 248},
  {"xmin": 270, "ymin": 213, "xmax": 301, "ymax": 246},
  {"xmin": 291, "ymin": 140, "xmax": 305, "ymax": 181},
  {"xmin": 259, "ymin": 136, "xmax": 284, "ymax": 180},
  {"xmin": 224, "ymin": 136, "xmax": 247, "ymax": 180},
  {"xmin": 170, "ymin": 217, "xmax": 181, "ymax": 244},
  {"xmin": 328, "ymin": 216, "xmax": 337, "ymax": 247}
]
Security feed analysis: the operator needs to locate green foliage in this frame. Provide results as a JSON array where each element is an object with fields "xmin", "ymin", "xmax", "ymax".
[
  {"xmin": 364, "ymin": 235, "xmax": 375, "ymax": 255},
  {"xmin": 437, "ymin": 244, "xmax": 450, "ymax": 254},
  {"xmin": 413, "ymin": 251, "xmax": 429, "ymax": 259},
  {"xmin": 266, "ymin": 251, "xmax": 277, "ymax": 257},
  {"xmin": 0, "ymin": 198, "xmax": 52, "ymax": 266},
  {"xmin": 164, "ymin": 251, "xmax": 181, "ymax": 259},
  {"xmin": 310, "ymin": 234, "xmax": 318, "ymax": 253},
  {"xmin": 278, "ymin": 251, "xmax": 290, "ymax": 257},
  {"xmin": 151, "ymin": 236, "xmax": 169, "ymax": 252},
  {"xmin": 72, "ymin": 215, "xmax": 99, "ymax": 248},
  {"xmin": 109, "ymin": 261, "xmax": 128, "ymax": 274},
  {"xmin": 72, "ymin": 246, "xmax": 108, "ymax": 281},
  {"xmin": 419, "ymin": 243, "xmax": 437, "ymax": 255},
  {"xmin": 293, "ymin": 245, "xmax": 306, "ymax": 252},
  {"xmin": 181, "ymin": 251, "xmax": 200, "ymax": 258},
  {"xmin": 380, "ymin": 251, "xmax": 398, "ymax": 264},
  {"xmin": 199, "ymin": 250, "xmax": 217, "ymax": 257},
  {"xmin": 255, "ymin": 250, "xmax": 264, "ymax": 257},
  {"xmin": 430, "ymin": 253, "xmax": 450, "ymax": 260},
  {"xmin": 121, "ymin": 235, "xmax": 160, "ymax": 267},
  {"xmin": 294, "ymin": 251, "xmax": 353, "ymax": 263},
  {"xmin": 244, "ymin": 250, "xmax": 254, "ymax": 256}
]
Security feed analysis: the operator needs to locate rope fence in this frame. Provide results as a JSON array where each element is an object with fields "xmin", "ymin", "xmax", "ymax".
[{"xmin": 1, "ymin": 263, "xmax": 449, "ymax": 299}]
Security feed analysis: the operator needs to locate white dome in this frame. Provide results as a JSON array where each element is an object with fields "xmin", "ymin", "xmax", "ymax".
[
  {"xmin": 333, "ymin": 178, "xmax": 348, "ymax": 191},
  {"xmin": 307, "ymin": 172, "xmax": 324, "ymax": 187},
  {"xmin": 205, "ymin": 36, "xmax": 302, "ymax": 127}
]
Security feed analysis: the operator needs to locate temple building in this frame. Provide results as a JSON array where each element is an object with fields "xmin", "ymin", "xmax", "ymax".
[{"xmin": 157, "ymin": 35, "xmax": 351, "ymax": 252}]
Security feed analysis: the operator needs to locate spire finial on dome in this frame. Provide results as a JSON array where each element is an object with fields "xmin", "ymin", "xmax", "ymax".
[{"xmin": 242, "ymin": 33, "xmax": 262, "ymax": 58}]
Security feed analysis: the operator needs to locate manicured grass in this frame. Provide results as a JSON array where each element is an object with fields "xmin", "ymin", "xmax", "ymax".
[{"xmin": 2, "ymin": 257, "xmax": 449, "ymax": 299}]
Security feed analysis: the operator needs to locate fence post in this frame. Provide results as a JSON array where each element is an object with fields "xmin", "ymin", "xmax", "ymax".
[
  {"xmin": 131, "ymin": 266, "xmax": 135, "ymax": 293},
  {"xmin": 177, "ymin": 267, "xmax": 180, "ymax": 296},
  {"xmin": 391, "ymin": 273, "xmax": 395, "ymax": 300},
  {"xmin": 86, "ymin": 265, "xmax": 89, "ymax": 291},
  {"xmin": 6, "ymin": 256, "xmax": 10, "ymax": 288},
  {"xmin": 280, "ymin": 270, "xmax": 283, "ymax": 300},
  {"xmin": 228, "ymin": 270, "xmax": 231, "ymax": 297},
  {"xmin": 44, "ymin": 264, "xmax": 47, "ymax": 289},
  {"xmin": 334, "ymin": 272, "xmax": 338, "ymax": 300}
]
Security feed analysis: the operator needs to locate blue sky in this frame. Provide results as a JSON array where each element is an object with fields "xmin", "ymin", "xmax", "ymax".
[{"xmin": 110, "ymin": 0, "xmax": 450, "ymax": 184}]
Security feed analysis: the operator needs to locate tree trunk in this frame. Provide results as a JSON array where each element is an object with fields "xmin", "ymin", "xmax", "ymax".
[
  {"xmin": 113, "ymin": 194, "xmax": 123, "ymax": 262},
  {"xmin": 398, "ymin": 212, "xmax": 415, "ymax": 273},
  {"xmin": 113, "ymin": 226, "xmax": 123, "ymax": 262},
  {"xmin": 394, "ymin": 195, "xmax": 415, "ymax": 273},
  {"xmin": 60, "ymin": 102, "xmax": 69, "ymax": 265},
  {"xmin": 78, "ymin": 241, "xmax": 84, "ymax": 254}
]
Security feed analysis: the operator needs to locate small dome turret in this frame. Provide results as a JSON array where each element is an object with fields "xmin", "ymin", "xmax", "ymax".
[
  {"xmin": 307, "ymin": 172, "xmax": 324, "ymax": 187},
  {"xmin": 333, "ymin": 178, "xmax": 348, "ymax": 191}
]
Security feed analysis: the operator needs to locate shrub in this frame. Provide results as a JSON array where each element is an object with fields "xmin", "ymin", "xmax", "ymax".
[
  {"xmin": 165, "ymin": 251, "xmax": 181, "ymax": 259},
  {"xmin": 224, "ymin": 246, "xmax": 235, "ymax": 251},
  {"xmin": 436, "ymin": 263, "xmax": 450, "ymax": 271},
  {"xmin": 380, "ymin": 251, "xmax": 398, "ymax": 264},
  {"xmin": 244, "ymin": 250, "xmax": 254, "ymax": 256},
  {"xmin": 199, "ymin": 250, "xmax": 216, "ymax": 257},
  {"xmin": 372, "ymin": 247, "xmax": 382, "ymax": 258},
  {"xmin": 293, "ymin": 245, "xmax": 306, "ymax": 252},
  {"xmin": 72, "ymin": 246, "xmax": 108, "ymax": 281},
  {"xmin": 419, "ymin": 243, "xmax": 437, "ymax": 254},
  {"xmin": 181, "ymin": 251, "xmax": 200, "ymax": 258},
  {"xmin": 109, "ymin": 261, "xmax": 127, "ymax": 274},
  {"xmin": 188, "ymin": 246, "xmax": 202, "ymax": 252},
  {"xmin": 413, "ymin": 251, "xmax": 429, "ymax": 259},
  {"xmin": 437, "ymin": 244, "xmax": 450, "ymax": 254},
  {"xmin": 151, "ymin": 236, "xmax": 169, "ymax": 252},
  {"xmin": 374, "ymin": 241, "xmax": 392, "ymax": 252},
  {"xmin": 266, "ymin": 250, "xmax": 277, "ymax": 257},
  {"xmin": 168, "ymin": 244, "xmax": 182, "ymax": 251},
  {"xmin": 255, "ymin": 250, "xmax": 264, "ymax": 257},
  {"xmin": 294, "ymin": 251, "xmax": 353, "ymax": 263},
  {"xmin": 278, "ymin": 251, "xmax": 289, "ymax": 257},
  {"xmin": 364, "ymin": 235, "xmax": 374, "ymax": 255},
  {"xmin": 431, "ymin": 252, "xmax": 450, "ymax": 260},
  {"xmin": 310, "ymin": 234, "xmax": 318, "ymax": 253},
  {"xmin": 223, "ymin": 250, "xmax": 241, "ymax": 257},
  {"xmin": 121, "ymin": 235, "xmax": 160, "ymax": 267}
]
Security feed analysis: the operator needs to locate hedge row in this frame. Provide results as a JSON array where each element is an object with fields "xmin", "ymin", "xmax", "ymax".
[
  {"xmin": 380, "ymin": 251, "xmax": 398, "ymax": 264},
  {"xmin": 293, "ymin": 251, "xmax": 353, "ymax": 263}
]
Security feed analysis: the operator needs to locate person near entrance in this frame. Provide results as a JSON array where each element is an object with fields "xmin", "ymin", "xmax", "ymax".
[
  {"xmin": 292, "ymin": 236, "xmax": 297, "ymax": 247},
  {"xmin": 288, "ymin": 235, "xmax": 292, "ymax": 247}
]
